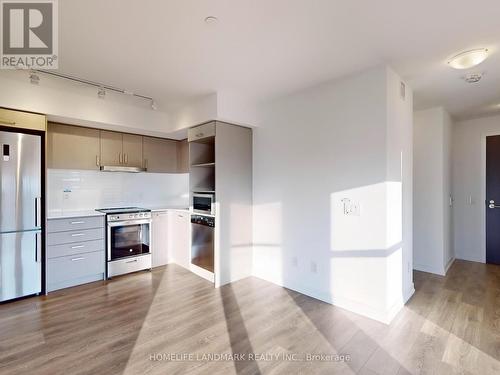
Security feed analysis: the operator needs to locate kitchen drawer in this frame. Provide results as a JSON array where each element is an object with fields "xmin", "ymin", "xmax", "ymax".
[
  {"xmin": 47, "ymin": 239, "xmax": 105, "ymax": 259},
  {"xmin": 47, "ymin": 250, "xmax": 105, "ymax": 290},
  {"xmin": 48, "ymin": 227, "xmax": 104, "ymax": 246},
  {"xmin": 188, "ymin": 122, "xmax": 215, "ymax": 142},
  {"xmin": 47, "ymin": 215, "xmax": 104, "ymax": 233}
]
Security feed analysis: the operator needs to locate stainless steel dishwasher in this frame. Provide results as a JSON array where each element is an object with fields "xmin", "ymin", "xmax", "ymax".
[{"xmin": 191, "ymin": 214, "xmax": 215, "ymax": 273}]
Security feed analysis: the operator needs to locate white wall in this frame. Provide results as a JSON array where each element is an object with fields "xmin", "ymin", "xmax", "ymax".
[
  {"xmin": 0, "ymin": 71, "xmax": 175, "ymax": 137},
  {"xmin": 47, "ymin": 169, "xmax": 189, "ymax": 214},
  {"xmin": 253, "ymin": 65, "xmax": 413, "ymax": 323},
  {"xmin": 453, "ymin": 114, "xmax": 500, "ymax": 263},
  {"xmin": 413, "ymin": 107, "xmax": 453, "ymax": 275}
]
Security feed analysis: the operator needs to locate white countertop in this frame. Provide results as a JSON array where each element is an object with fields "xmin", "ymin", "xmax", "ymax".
[
  {"xmin": 47, "ymin": 206, "xmax": 190, "ymax": 219},
  {"xmin": 47, "ymin": 210, "xmax": 106, "ymax": 220},
  {"xmin": 147, "ymin": 206, "xmax": 190, "ymax": 212}
]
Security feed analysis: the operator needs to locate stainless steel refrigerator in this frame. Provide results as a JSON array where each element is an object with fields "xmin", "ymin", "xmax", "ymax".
[{"xmin": 0, "ymin": 130, "xmax": 42, "ymax": 302}]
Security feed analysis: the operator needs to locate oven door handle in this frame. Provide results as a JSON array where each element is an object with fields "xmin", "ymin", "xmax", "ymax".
[{"xmin": 108, "ymin": 219, "xmax": 151, "ymax": 227}]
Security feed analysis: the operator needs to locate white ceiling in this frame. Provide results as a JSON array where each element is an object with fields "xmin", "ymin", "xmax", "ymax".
[{"xmin": 59, "ymin": 0, "xmax": 500, "ymax": 120}]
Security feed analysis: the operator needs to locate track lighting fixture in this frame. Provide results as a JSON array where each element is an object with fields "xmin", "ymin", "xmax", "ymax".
[{"xmin": 31, "ymin": 70, "xmax": 157, "ymax": 110}]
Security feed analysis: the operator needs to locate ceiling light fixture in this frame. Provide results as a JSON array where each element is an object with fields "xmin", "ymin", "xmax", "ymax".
[
  {"xmin": 448, "ymin": 48, "xmax": 489, "ymax": 69},
  {"xmin": 97, "ymin": 86, "xmax": 106, "ymax": 99},
  {"xmin": 29, "ymin": 71, "xmax": 40, "ymax": 85},
  {"xmin": 204, "ymin": 16, "xmax": 218, "ymax": 25}
]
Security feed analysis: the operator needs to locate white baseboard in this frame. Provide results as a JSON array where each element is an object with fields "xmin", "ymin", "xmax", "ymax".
[
  {"xmin": 413, "ymin": 258, "xmax": 456, "ymax": 276},
  {"xmin": 454, "ymin": 255, "xmax": 485, "ymax": 264},
  {"xmin": 190, "ymin": 263, "xmax": 215, "ymax": 283},
  {"xmin": 252, "ymin": 272, "xmax": 404, "ymax": 325},
  {"xmin": 404, "ymin": 283, "xmax": 415, "ymax": 303},
  {"xmin": 444, "ymin": 257, "xmax": 455, "ymax": 274},
  {"xmin": 413, "ymin": 262, "xmax": 446, "ymax": 276}
]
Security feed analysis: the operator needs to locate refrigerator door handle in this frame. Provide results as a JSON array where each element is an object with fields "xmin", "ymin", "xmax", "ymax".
[
  {"xmin": 35, "ymin": 197, "xmax": 41, "ymax": 228},
  {"xmin": 35, "ymin": 231, "xmax": 41, "ymax": 262}
]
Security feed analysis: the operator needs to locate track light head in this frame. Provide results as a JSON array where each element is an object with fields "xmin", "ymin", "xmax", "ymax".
[
  {"xmin": 29, "ymin": 71, "xmax": 40, "ymax": 85},
  {"xmin": 97, "ymin": 86, "xmax": 106, "ymax": 99}
]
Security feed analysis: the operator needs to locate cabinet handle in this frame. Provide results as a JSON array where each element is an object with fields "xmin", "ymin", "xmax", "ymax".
[
  {"xmin": 70, "ymin": 221, "xmax": 85, "ymax": 225},
  {"xmin": 71, "ymin": 245, "xmax": 85, "ymax": 249},
  {"xmin": 118, "ymin": 153, "xmax": 122, "ymax": 164},
  {"xmin": 71, "ymin": 233, "xmax": 85, "ymax": 237},
  {"xmin": 126, "ymin": 259, "xmax": 138, "ymax": 263},
  {"xmin": 196, "ymin": 132, "xmax": 204, "ymax": 138},
  {"xmin": 124, "ymin": 153, "xmax": 128, "ymax": 164},
  {"xmin": 71, "ymin": 257, "xmax": 85, "ymax": 261},
  {"xmin": 144, "ymin": 158, "xmax": 148, "ymax": 169},
  {"xmin": 96, "ymin": 155, "xmax": 100, "ymax": 166}
]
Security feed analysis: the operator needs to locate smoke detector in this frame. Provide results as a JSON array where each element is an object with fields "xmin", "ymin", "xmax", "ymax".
[
  {"xmin": 462, "ymin": 72, "xmax": 483, "ymax": 83},
  {"xmin": 204, "ymin": 16, "xmax": 218, "ymax": 25}
]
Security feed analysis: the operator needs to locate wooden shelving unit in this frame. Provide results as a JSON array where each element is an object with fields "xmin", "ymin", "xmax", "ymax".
[{"xmin": 189, "ymin": 136, "xmax": 215, "ymax": 194}]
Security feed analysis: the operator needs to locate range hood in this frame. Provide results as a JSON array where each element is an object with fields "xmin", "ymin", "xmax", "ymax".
[{"xmin": 99, "ymin": 165, "xmax": 146, "ymax": 173}]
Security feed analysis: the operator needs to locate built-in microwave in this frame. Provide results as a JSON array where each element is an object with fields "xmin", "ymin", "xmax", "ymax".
[{"xmin": 193, "ymin": 193, "xmax": 215, "ymax": 215}]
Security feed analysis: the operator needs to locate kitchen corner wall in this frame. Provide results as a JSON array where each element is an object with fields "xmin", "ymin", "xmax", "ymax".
[{"xmin": 47, "ymin": 169, "xmax": 189, "ymax": 213}]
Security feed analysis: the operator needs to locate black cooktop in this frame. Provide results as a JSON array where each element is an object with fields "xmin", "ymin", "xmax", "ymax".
[{"xmin": 96, "ymin": 207, "xmax": 151, "ymax": 214}]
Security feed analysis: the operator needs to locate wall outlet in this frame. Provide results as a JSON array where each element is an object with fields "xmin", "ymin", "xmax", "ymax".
[{"xmin": 310, "ymin": 261, "xmax": 317, "ymax": 274}]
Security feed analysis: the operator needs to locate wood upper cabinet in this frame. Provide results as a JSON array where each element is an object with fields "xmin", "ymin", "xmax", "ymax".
[
  {"xmin": 0, "ymin": 108, "xmax": 46, "ymax": 132},
  {"xmin": 100, "ymin": 131, "xmax": 143, "ymax": 167},
  {"xmin": 122, "ymin": 133, "xmax": 143, "ymax": 167},
  {"xmin": 99, "ymin": 130, "xmax": 122, "ymax": 166},
  {"xmin": 143, "ymin": 136, "xmax": 177, "ymax": 173},
  {"xmin": 47, "ymin": 123, "xmax": 185, "ymax": 173},
  {"xmin": 47, "ymin": 123, "xmax": 100, "ymax": 170},
  {"xmin": 177, "ymin": 139, "xmax": 189, "ymax": 173}
]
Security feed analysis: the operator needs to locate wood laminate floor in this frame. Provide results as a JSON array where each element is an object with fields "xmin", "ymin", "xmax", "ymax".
[{"xmin": 1, "ymin": 260, "xmax": 500, "ymax": 374}]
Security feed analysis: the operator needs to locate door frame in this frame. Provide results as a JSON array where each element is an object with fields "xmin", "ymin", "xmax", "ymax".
[{"xmin": 480, "ymin": 131, "xmax": 500, "ymax": 263}]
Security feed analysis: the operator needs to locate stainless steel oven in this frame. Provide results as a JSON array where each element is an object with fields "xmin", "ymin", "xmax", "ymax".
[
  {"xmin": 193, "ymin": 193, "xmax": 215, "ymax": 215},
  {"xmin": 97, "ymin": 207, "xmax": 152, "ymax": 278},
  {"xmin": 108, "ymin": 218, "xmax": 150, "ymax": 261}
]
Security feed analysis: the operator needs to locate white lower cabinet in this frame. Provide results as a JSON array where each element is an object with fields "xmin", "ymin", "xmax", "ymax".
[
  {"xmin": 151, "ymin": 211, "xmax": 169, "ymax": 267},
  {"xmin": 168, "ymin": 210, "xmax": 190, "ymax": 269}
]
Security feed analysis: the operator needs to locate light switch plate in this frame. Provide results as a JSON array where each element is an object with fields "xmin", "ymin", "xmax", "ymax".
[{"xmin": 341, "ymin": 198, "xmax": 360, "ymax": 216}]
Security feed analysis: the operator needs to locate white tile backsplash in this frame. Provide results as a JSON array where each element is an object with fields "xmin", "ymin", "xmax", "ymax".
[{"xmin": 48, "ymin": 169, "xmax": 189, "ymax": 213}]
